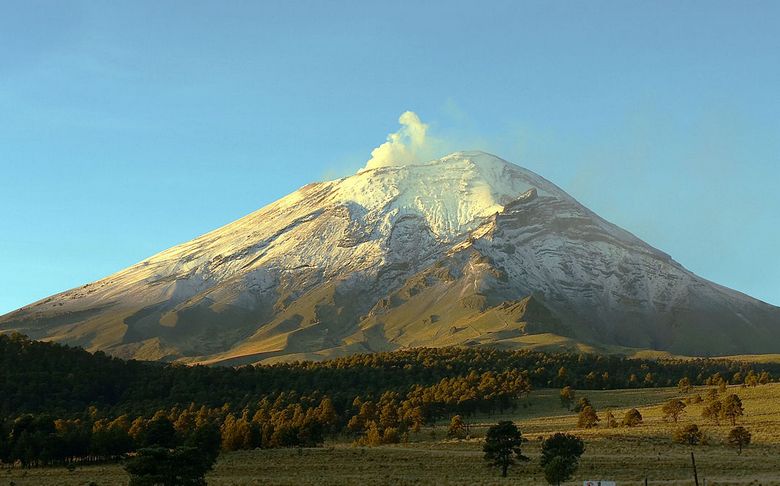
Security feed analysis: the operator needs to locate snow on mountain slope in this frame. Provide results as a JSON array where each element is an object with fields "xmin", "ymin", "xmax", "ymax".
[{"xmin": 1, "ymin": 151, "xmax": 779, "ymax": 363}]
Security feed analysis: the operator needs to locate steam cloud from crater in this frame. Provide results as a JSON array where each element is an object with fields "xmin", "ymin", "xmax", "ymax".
[{"xmin": 362, "ymin": 111, "xmax": 441, "ymax": 172}]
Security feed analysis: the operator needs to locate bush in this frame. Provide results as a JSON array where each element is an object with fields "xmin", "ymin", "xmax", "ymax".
[
  {"xmin": 673, "ymin": 424, "xmax": 704, "ymax": 445},
  {"xmin": 622, "ymin": 408, "xmax": 643, "ymax": 427},
  {"xmin": 124, "ymin": 446, "xmax": 217, "ymax": 486},
  {"xmin": 577, "ymin": 406, "xmax": 599, "ymax": 429}
]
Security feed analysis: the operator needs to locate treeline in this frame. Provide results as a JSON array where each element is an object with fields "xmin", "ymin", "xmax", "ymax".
[
  {"xmin": 2, "ymin": 333, "xmax": 778, "ymax": 419},
  {"xmin": 0, "ymin": 370, "xmax": 529, "ymax": 466},
  {"xmin": 1, "ymin": 333, "xmax": 779, "ymax": 467},
  {"xmin": 0, "ymin": 411, "xmax": 218, "ymax": 468}
]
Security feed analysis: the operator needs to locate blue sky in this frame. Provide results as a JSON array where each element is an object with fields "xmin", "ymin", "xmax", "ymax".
[{"xmin": 1, "ymin": 0, "xmax": 778, "ymax": 314}]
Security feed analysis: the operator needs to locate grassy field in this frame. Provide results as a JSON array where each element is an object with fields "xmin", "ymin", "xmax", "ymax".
[{"xmin": 6, "ymin": 384, "xmax": 780, "ymax": 485}]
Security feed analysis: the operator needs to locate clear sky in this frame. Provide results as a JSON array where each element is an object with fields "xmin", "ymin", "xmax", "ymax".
[{"xmin": 1, "ymin": 0, "xmax": 779, "ymax": 314}]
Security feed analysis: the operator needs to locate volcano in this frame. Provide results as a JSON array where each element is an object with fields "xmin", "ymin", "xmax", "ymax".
[{"xmin": 2, "ymin": 151, "xmax": 778, "ymax": 364}]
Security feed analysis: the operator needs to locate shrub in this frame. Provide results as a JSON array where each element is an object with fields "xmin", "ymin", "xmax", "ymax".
[
  {"xmin": 673, "ymin": 424, "xmax": 704, "ymax": 445},
  {"xmin": 622, "ymin": 408, "xmax": 643, "ymax": 427}
]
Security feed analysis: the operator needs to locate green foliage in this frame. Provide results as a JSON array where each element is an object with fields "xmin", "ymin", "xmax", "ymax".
[
  {"xmin": 91, "ymin": 416, "xmax": 134, "ymax": 459},
  {"xmin": 140, "ymin": 416, "xmax": 177, "ymax": 448},
  {"xmin": 543, "ymin": 455, "xmax": 578, "ymax": 486},
  {"xmin": 0, "ymin": 333, "xmax": 773, "ymax": 469},
  {"xmin": 1, "ymin": 333, "xmax": 775, "ymax": 420},
  {"xmin": 540, "ymin": 433, "xmax": 585, "ymax": 485},
  {"xmin": 184, "ymin": 423, "xmax": 221, "ymax": 465},
  {"xmin": 482, "ymin": 421, "xmax": 527, "ymax": 477},
  {"xmin": 124, "ymin": 446, "xmax": 217, "ymax": 486}
]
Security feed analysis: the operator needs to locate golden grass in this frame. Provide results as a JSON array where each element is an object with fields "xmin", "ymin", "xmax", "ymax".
[{"xmin": 6, "ymin": 384, "xmax": 780, "ymax": 485}]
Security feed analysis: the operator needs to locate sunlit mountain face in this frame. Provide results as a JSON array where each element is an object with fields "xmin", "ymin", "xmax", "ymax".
[{"xmin": 2, "ymin": 151, "xmax": 779, "ymax": 364}]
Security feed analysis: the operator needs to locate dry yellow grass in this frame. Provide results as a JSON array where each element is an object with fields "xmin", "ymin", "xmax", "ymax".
[{"xmin": 5, "ymin": 384, "xmax": 780, "ymax": 485}]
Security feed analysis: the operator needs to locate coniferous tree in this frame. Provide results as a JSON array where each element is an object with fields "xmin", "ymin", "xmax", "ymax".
[
  {"xmin": 722, "ymin": 394, "xmax": 744, "ymax": 426},
  {"xmin": 701, "ymin": 400, "xmax": 722, "ymax": 425},
  {"xmin": 540, "ymin": 433, "xmax": 585, "ymax": 486},
  {"xmin": 447, "ymin": 415, "xmax": 466, "ymax": 439},
  {"xmin": 728, "ymin": 426, "xmax": 751, "ymax": 454},
  {"xmin": 141, "ymin": 416, "xmax": 177, "ymax": 449},
  {"xmin": 483, "ymin": 421, "xmax": 528, "ymax": 477},
  {"xmin": 662, "ymin": 399, "xmax": 687, "ymax": 423}
]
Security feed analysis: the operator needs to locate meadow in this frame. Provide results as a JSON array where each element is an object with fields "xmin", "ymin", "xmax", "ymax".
[{"xmin": 5, "ymin": 383, "xmax": 780, "ymax": 485}]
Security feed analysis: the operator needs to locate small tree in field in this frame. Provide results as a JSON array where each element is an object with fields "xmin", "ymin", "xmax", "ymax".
[
  {"xmin": 573, "ymin": 397, "xmax": 592, "ymax": 413},
  {"xmin": 447, "ymin": 415, "xmax": 466, "ymax": 439},
  {"xmin": 728, "ymin": 426, "xmax": 751, "ymax": 455},
  {"xmin": 125, "ymin": 446, "xmax": 218, "ymax": 486},
  {"xmin": 604, "ymin": 410, "xmax": 617, "ymax": 428},
  {"xmin": 744, "ymin": 371, "xmax": 759, "ymax": 387},
  {"xmin": 673, "ymin": 424, "xmax": 704, "ymax": 445},
  {"xmin": 544, "ymin": 455, "xmax": 578, "ymax": 486},
  {"xmin": 560, "ymin": 386, "xmax": 575, "ymax": 410},
  {"xmin": 662, "ymin": 399, "xmax": 687, "ymax": 423},
  {"xmin": 678, "ymin": 377, "xmax": 692, "ymax": 394},
  {"xmin": 722, "ymin": 394, "xmax": 744, "ymax": 426},
  {"xmin": 622, "ymin": 408, "xmax": 643, "ymax": 427},
  {"xmin": 577, "ymin": 406, "xmax": 600, "ymax": 429},
  {"xmin": 701, "ymin": 399, "xmax": 722, "ymax": 425},
  {"xmin": 540, "ymin": 433, "xmax": 585, "ymax": 486},
  {"xmin": 483, "ymin": 421, "xmax": 528, "ymax": 477}
]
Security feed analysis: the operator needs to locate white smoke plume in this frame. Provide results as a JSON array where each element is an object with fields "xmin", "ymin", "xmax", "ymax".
[{"xmin": 361, "ymin": 111, "xmax": 440, "ymax": 172}]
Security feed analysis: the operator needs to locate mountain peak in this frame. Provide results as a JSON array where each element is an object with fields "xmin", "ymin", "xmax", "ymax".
[
  {"xmin": 2, "ymin": 150, "xmax": 779, "ymax": 363},
  {"xmin": 356, "ymin": 150, "xmax": 523, "ymax": 178},
  {"xmin": 336, "ymin": 151, "xmax": 565, "ymax": 241}
]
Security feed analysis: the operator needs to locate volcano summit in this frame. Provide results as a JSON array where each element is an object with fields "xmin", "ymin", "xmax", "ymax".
[{"xmin": 2, "ymin": 151, "xmax": 778, "ymax": 364}]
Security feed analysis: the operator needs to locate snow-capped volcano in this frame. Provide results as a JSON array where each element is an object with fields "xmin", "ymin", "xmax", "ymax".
[{"xmin": 2, "ymin": 151, "xmax": 779, "ymax": 364}]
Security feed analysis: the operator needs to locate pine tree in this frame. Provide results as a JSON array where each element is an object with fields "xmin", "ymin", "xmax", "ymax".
[
  {"xmin": 701, "ymin": 400, "xmax": 722, "ymax": 425},
  {"xmin": 722, "ymin": 394, "xmax": 744, "ymax": 426},
  {"xmin": 540, "ymin": 433, "xmax": 585, "ymax": 486},
  {"xmin": 482, "ymin": 421, "xmax": 528, "ymax": 477},
  {"xmin": 728, "ymin": 426, "xmax": 751, "ymax": 454},
  {"xmin": 447, "ymin": 415, "xmax": 466, "ymax": 439},
  {"xmin": 662, "ymin": 399, "xmax": 687, "ymax": 423}
]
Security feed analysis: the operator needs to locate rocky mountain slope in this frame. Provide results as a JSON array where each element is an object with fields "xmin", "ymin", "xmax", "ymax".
[{"xmin": 2, "ymin": 151, "xmax": 778, "ymax": 364}]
